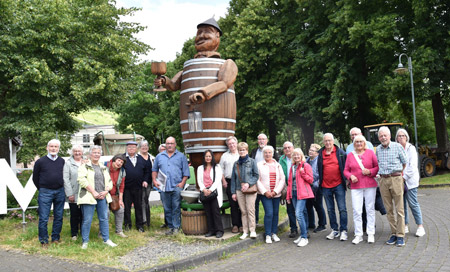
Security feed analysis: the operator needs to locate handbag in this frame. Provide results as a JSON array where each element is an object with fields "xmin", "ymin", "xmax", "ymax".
[
  {"xmin": 109, "ymin": 194, "xmax": 120, "ymax": 211},
  {"xmin": 200, "ymin": 189, "xmax": 218, "ymax": 202},
  {"xmin": 237, "ymin": 163, "xmax": 257, "ymax": 194}
]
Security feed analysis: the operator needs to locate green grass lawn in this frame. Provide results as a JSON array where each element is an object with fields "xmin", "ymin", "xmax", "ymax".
[{"xmin": 420, "ymin": 172, "xmax": 450, "ymax": 185}]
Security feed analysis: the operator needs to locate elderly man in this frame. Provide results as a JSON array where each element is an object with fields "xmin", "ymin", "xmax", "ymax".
[
  {"xmin": 376, "ymin": 126, "xmax": 407, "ymax": 247},
  {"xmin": 250, "ymin": 133, "xmax": 279, "ymax": 225},
  {"xmin": 220, "ymin": 136, "xmax": 242, "ymax": 233},
  {"xmin": 306, "ymin": 143, "xmax": 327, "ymax": 233},
  {"xmin": 318, "ymin": 133, "xmax": 348, "ymax": 241},
  {"xmin": 33, "ymin": 139, "xmax": 66, "ymax": 248},
  {"xmin": 279, "ymin": 141, "xmax": 298, "ymax": 238},
  {"xmin": 123, "ymin": 141, "xmax": 150, "ymax": 232},
  {"xmin": 346, "ymin": 127, "xmax": 374, "ymax": 154},
  {"xmin": 152, "ymin": 137, "xmax": 190, "ymax": 235}
]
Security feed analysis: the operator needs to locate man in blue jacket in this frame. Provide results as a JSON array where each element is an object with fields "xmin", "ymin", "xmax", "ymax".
[{"xmin": 317, "ymin": 133, "xmax": 348, "ymax": 241}]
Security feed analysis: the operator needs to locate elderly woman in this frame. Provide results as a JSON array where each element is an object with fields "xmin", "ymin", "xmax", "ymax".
[
  {"xmin": 219, "ymin": 136, "xmax": 242, "ymax": 233},
  {"xmin": 78, "ymin": 145, "xmax": 117, "ymax": 249},
  {"xmin": 63, "ymin": 145, "xmax": 84, "ymax": 240},
  {"xmin": 256, "ymin": 145, "xmax": 285, "ymax": 244},
  {"xmin": 139, "ymin": 140, "xmax": 153, "ymax": 228},
  {"xmin": 344, "ymin": 135, "xmax": 379, "ymax": 244},
  {"xmin": 396, "ymin": 129, "xmax": 425, "ymax": 237},
  {"xmin": 198, "ymin": 150, "xmax": 224, "ymax": 238},
  {"xmin": 231, "ymin": 142, "xmax": 259, "ymax": 240},
  {"xmin": 108, "ymin": 154, "xmax": 127, "ymax": 238},
  {"xmin": 286, "ymin": 148, "xmax": 314, "ymax": 247}
]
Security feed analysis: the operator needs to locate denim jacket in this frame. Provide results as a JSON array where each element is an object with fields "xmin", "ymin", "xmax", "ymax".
[{"xmin": 230, "ymin": 158, "xmax": 259, "ymax": 194}]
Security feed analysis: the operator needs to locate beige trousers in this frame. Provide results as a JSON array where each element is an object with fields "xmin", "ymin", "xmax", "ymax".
[
  {"xmin": 379, "ymin": 176, "xmax": 405, "ymax": 237},
  {"xmin": 236, "ymin": 190, "xmax": 257, "ymax": 233}
]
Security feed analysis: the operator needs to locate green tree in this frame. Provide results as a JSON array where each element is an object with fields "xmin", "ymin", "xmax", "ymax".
[{"xmin": 0, "ymin": 0, "xmax": 150, "ymax": 163}]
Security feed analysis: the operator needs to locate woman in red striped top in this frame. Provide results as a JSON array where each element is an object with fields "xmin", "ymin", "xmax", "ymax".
[{"xmin": 257, "ymin": 146, "xmax": 285, "ymax": 244}]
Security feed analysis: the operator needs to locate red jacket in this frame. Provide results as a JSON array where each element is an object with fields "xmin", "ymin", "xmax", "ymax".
[{"xmin": 286, "ymin": 162, "xmax": 314, "ymax": 200}]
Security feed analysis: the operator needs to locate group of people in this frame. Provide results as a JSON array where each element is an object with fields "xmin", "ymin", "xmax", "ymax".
[{"xmin": 33, "ymin": 126, "xmax": 425, "ymax": 249}]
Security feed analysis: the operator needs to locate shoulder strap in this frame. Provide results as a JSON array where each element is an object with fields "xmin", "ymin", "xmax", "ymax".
[
  {"xmin": 352, "ymin": 151, "xmax": 365, "ymax": 171},
  {"xmin": 236, "ymin": 163, "xmax": 242, "ymax": 182}
]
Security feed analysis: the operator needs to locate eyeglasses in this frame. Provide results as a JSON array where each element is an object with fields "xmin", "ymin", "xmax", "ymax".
[
  {"xmin": 166, "ymin": 142, "xmax": 176, "ymax": 145},
  {"xmin": 309, "ymin": 149, "xmax": 318, "ymax": 152},
  {"xmin": 397, "ymin": 135, "xmax": 406, "ymax": 138}
]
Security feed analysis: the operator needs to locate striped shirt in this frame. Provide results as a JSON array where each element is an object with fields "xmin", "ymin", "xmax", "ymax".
[
  {"xmin": 376, "ymin": 141, "xmax": 407, "ymax": 175},
  {"xmin": 268, "ymin": 164, "xmax": 276, "ymax": 191}
]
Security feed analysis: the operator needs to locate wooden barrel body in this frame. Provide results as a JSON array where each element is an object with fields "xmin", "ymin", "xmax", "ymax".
[
  {"xmin": 181, "ymin": 210, "xmax": 208, "ymax": 235},
  {"xmin": 180, "ymin": 58, "xmax": 236, "ymax": 170}
]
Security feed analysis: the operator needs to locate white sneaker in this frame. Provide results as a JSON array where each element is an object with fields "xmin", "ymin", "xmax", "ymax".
[
  {"xmin": 272, "ymin": 234, "xmax": 280, "ymax": 242},
  {"xmin": 81, "ymin": 242, "xmax": 88, "ymax": 249},
  {"xmin": 71, "ymin": 236, "xmax": 77, "ymax": 241},
  {"xmin": 240, "ymin": 233, "xmax": 248, "ymax": 240},
  {"xmin": 352, "ymin": 235, "xmax": 363, "ymax": 245},
  {"xmin": 103, "ymin": 239, "xmax": 117, "ymax": 247},
  {"xmin": 416, "ymin": 226, "xmax": 426, "ymax": 237},
  {"xmin": 265, "ymin": 235, "xmax": 272, "ymax": 244},
  {"xmin": 368, "ymin": 234, "xmax": 375, "ymax": 244},
  {"xmin": 297, "ymin": 238, "xmax": 309, "ymax": 247},
  {"xmin": 116, "ymin": 232, "xmax": 127, "ymax": 238},
  {"xmin": 340, "ymin": 230, "xmax": 348, "ymax": 241},
  {"xmin": 405, "ymin": 225, "xmax": 409, "ymax": 234},
  {"xmin": 250, "ymin": 231, "xmax": 257, "ymax": 238},
  {"xmin": 326, "ymin": 230, "xmax": 340, "ymax": 240},
  {"xmin": 294, "ymin": 236, "xmax": 301, "ymax": 244}
]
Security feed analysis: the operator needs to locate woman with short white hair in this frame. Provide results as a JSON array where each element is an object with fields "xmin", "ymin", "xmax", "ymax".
[
  {"xmin": 344, "ymin": 135, "xmax": 379, "ymax": 244},
  {"xmin": 63, "ymin": 145, "xmax": 84, "ymax": 240},
  {"xmin": 396, "ymin": 128, "xmax": 425, "ymax": 237},
  {"xmin": 78, "ymin": 145, "xmax": 117, "ymax": 249}
]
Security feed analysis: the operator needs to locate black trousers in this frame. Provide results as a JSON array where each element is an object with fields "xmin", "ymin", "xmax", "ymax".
[
  {"xmin": 142, "ymin": 186, "xmax": 151, "ymax": 227},
  {"xmin": 226, "ymin": 178, "xmax": 242, "ymax": 227},
  {"xmin": 69, "ymin": 202, "xmax": 82, "ymax": 237},
  {"xmin": 124, "ymin": 187, "xmax": 143, "ymax": 230},
  {"xmin": 203, "ymin": 199, "xmax": 224, "ymax": 234},
  {"xmin": 362, "ymin": 187, "xmax": 386, "ymax": 231}
]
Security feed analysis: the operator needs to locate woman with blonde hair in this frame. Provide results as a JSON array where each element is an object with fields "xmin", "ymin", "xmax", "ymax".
[
  {"xmin": 286, "ymin": 148, "xmax": 314, "ymax": 247},
  {"xmin": 231, "ymin": 142, "xmax": 259, "ymax": 240}
]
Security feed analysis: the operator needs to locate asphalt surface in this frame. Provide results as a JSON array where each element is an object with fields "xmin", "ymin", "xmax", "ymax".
[
  {"xmin": 191, "ymin": 187, "xmax": 450, "ymax": 272},
  {"xmin": 1, "ymin": 187, "xmax": 449, "ymax": 272}
]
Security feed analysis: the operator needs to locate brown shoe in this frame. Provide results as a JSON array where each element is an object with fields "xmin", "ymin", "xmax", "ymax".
[
  {"xmin": 51, "ymin": 240, "xmax": 61, "ymax": 244},
  {"xmin": 239, "ymin": 227, "xmax": 243, "ymax": 233},
  {"xmin": 41, "ymin": 243, "xmax": 49, "ymax": 249},
  {"xmin": 231, "ymin": 226, "xmax": 239, "ymax": 233}
]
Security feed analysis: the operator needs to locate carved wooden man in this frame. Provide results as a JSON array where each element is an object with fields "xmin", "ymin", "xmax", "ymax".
[{"xmin": 154, "ymin": 18, "xmax": 238, "ymax": 169}]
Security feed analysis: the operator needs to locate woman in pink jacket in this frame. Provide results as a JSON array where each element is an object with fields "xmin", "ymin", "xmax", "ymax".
[
  {"xmin": 286, "ymin": 148, "xmax": 314, "ymax": 247},
  {"xmin": 257, "ymin": 145, "xmax": 285, "ymax": 244},
  {"xmin": 344, "ymin": 135, "xmax": 379, "ymax": 245}
]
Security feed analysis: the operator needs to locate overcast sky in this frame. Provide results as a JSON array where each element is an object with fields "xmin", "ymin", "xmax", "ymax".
[{"xmin": 116, "ymin": 0, "xmax": 230, "ymax": 62}]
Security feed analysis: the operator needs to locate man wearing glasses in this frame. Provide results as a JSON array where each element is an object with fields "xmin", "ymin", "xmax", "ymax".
[{"xmin": 152, "ymin": 137, "xmax": 190, "ymax": 235}]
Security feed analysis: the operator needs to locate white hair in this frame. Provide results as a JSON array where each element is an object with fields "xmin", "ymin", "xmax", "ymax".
[
  {"xmin": 71, "ymin": 145, "xmax": 83, "ymax": 152},
  {"xmin": 349, "ymin": 127, "xmax": 362, "ymax": 135},
  {"xmin": 353, "ymin": 135, "xmax": 368, "ymax": 150},
  {"xmin": 158, "ymin": 144, "xmax": 166, "ymax": 152},
  {"xmin": 139, "ymin": 140, "xmax": 149, "ymax": 148},
  {"xmin": 89, "ymin": 145, "xmax": 102, "ymax": 155},
  {"xmin": 323, "ymin": 133, "xmax": 334, "ymax": 141},
  {"xmin": 262, "ymin": 145, "xmax": 274, "ymax": 155},
  {"xmin": 257, "ymin": 133, "xmax": 268, "ymax": 140},
  {"xmin": 47, "ymin": 139, "xmax": 61, "ymax": 147},
  {"xmin": 378, "ymin": 126, "xmax": 391, "ymax": 136},
  {"xmin": 283, "ymin": 141, "xmax": 294, "ymax": 148},
  {"xmin": 395, "ymin": 128, "xmax": 410, "ymax": 143}
]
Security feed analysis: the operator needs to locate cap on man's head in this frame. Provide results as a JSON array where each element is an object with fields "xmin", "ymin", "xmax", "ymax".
[
  {"xmin": 197, "ymin": 17, "xmax": 222, "ymax": 36},
  {"xmin": 126, "ymin": 141, "xmax": 138, "ymax": 146}
]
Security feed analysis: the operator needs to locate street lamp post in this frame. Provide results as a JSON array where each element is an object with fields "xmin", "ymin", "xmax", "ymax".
[{"xmin": 394, "ymin": 53, "xmax": 419, "ymax": 150}]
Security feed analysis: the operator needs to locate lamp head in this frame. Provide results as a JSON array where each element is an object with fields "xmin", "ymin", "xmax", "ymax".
[{"xmin": 394, "ymin": 62, "xmax": 408, "ymax": 75}]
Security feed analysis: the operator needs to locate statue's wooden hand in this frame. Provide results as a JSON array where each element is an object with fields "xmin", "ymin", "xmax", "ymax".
[{"xmin": 189, "ymin": 92, "xmax": 206, "ymax": 104}]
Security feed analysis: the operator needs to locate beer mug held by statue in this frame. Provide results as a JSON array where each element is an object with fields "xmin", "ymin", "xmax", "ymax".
[{"xmin": 151, "ymin": 61, "xmax": 167, "ymax": 92}]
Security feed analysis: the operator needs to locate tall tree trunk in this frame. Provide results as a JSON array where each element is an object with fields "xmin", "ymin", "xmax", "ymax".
[
  {"xmin": 299, "ymin": 117, "xmax": 315, "ymax": 152},
  {"xmin": 432, "ymin": 92, "xmax": 450, "ymax": 152},
  {"xmin": 268, "ymin": 119, "xmax": 277, "ymax": 149}
]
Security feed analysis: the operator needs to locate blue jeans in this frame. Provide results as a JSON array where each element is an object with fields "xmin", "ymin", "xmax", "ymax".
[
  {"xmin": 286, "ymin": 201, "xmax": 298, "ymax": 232},
  {"xmin": 161, "ymin": 187, "xmax": 182, "ymax": 229},
  {"xmin": 81, "ymin": 198, "xmax": 110, "ymax": 243},
  {"xmin": 322, "ymin": 184, "xmax": 347, "ymax": 232},
  {"xmin": 38, "ymin": 187, "xmax": 65, "ymax": 244},
  {"xmin": 291, "ymin": 191, "xmax": 308, "ymax": 238},
  {"xmin": 404, "ymin": 187, "xmax": 423, "ymax": 225},
  {"xmin": 260, "ymin": 195, "xmax": 280, "ymax": 236}
]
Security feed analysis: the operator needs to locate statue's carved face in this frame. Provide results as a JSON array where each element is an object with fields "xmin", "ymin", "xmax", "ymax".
[{"xmin": 195, "ymin": 26, "xmax": 220, "ymax": 52}]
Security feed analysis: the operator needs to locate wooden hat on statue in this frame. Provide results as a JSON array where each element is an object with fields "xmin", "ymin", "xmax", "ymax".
[{"xmin": 197, "ymin": 17, "xmax": 222, "ymax": 36}]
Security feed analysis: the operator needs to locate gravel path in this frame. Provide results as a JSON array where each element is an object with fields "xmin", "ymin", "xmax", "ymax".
[{"xmin": 120, "ymin": 237, "xmax": 220, "ymax": 271}]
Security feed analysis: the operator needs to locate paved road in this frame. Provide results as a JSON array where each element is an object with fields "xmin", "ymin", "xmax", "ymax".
[{"xmin": 191, "ymin": 188, "xmax": 450, "ymax": 272}]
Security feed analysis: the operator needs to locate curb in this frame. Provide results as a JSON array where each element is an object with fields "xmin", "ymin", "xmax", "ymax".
[
  {"xmin": 144, "ymin": 218, "xmax": 289, "ymax": 272},
  {"xmin": 419, "ymin": 183, "xmax": 450, "ymax": 188}
]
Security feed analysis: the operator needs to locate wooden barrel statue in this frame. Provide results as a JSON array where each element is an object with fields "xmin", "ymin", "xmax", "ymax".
[
  {"xmin": 181, "ymin": 210, "xmax": 208, "ymax": 235},
  {"xmin": 180, "ymin": 58, "xmax": 236, "ymax": 169}
]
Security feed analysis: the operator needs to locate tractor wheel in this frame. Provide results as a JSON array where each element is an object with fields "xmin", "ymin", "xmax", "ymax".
[{"xmin": 420, "ymin": 157, "xmax": 436, "ymax": 177}]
